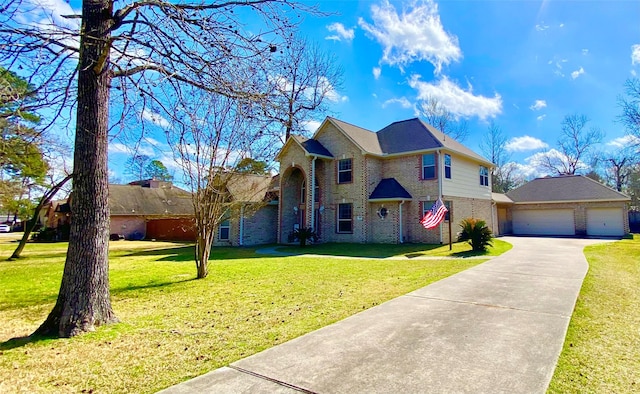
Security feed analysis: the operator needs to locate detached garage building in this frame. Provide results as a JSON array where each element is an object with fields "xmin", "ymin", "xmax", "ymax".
[{"xmin": 502, "ymin": 175, "xmax": 630, "ymax": 237}]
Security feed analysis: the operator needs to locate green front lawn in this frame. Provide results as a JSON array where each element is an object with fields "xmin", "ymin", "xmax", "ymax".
[
  {"xmin": 549, "ymin": 234, "xmax": 640, "ymax": 393},
  {"xmin": 277, "ymin": 238, "xmax": 512, "ymax": 258},
  {"xmin": 0, "ymin": 238, "xmax": 494, "ymax": 393}
]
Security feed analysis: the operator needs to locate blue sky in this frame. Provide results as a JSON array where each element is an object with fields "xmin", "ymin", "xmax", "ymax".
[
  {"xmin": 20, "ymin": 0, "xmax": 640, "ymax": 182},
  {"xmin": 293, "ymin": 0, "xmax": 640, "ymax": 179}
]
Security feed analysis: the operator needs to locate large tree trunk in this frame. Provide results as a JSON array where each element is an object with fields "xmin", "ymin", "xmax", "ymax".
[{"xmin": 34, "ymin": 0, "xmax": 117, "ymax": 337}]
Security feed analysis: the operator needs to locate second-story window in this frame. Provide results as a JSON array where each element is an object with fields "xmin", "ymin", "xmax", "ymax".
[
  {"xmin": 444, "ymin": 154, "xmax": 451, "ymax": 179},
  {"xmin": 479, "ymin": 166, "xmax": 489, "ymax": 186},
  {"xmin": 422, "ymin": 153, "xmax": 436, "ymax": 179},
  {"xmin": 338, "ymin": 158, "xmax": 352, "ymax": 184}
]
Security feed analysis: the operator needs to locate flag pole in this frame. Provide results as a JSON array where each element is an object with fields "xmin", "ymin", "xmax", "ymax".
[{"xmin": 448, "ymin": 205, "xmax": 452, "ymax": 250}]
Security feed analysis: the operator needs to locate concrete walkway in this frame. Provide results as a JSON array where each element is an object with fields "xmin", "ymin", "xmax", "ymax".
[{"xmin": 159, "ymin": 237, "xmax": 606, "ymax": 394}]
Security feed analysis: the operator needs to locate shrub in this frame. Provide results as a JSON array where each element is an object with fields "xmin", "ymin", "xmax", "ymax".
[
  {"xmin": 458, "ymin": 218, "xmax": 493, "ymax": 252},
  {"xmin": 291, "ymin": 227, "xmax": 318, "ymax": 247}
]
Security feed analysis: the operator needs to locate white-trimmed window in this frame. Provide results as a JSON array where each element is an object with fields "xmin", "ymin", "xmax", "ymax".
[
  {"xmin": 218, "ymin": 219, "xmax": 230, "ymax": 240},
  {"xmin": 338, "ymin": 158, "xmax": 352, "ymax": 184},
  {"xmin": 422, "ymin": 153, "xmax": 436, "ymax": 179},
  {"xmin": 479, "ymin": 166, "xmax": 489, "ymax": 186},
  {"xmin": 337, "ymin": 203, "xmax": 353, "ymax": 233},
  {"xmin": 444, "ymin": 154, "xmax": 452, "ymax": 179}
]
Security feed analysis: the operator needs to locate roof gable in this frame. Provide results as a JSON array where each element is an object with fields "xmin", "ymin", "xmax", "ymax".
[
  {"xmin": 369, "ymin": 178, "xmax": 412, "ymax": 201},
  {"xmin": 317, "ymin": 117, "xmax": 382, "ymax": 155},
  {"xmin": 276, "ymin": 134, "xmax": 333, "ymax": 161},
  {"xmin": 506, "ymin": 175, "xmax": 630, "ymax": 203}
]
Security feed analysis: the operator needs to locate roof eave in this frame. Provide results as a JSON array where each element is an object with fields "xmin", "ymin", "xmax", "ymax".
[
  {"xmin": 364, "ymin": 147, "xmax": 494, "ymax": 167},
  {"xmin": 512, "ymin": 198, "xmax": 631, "ymax": 204},
  {"xmin": 368, "ymin": 197, "xmax": 411, "ymax": 202},
  {"xmin": 305, "ymin": 152, "xmax": 333, "ymax": 160}
]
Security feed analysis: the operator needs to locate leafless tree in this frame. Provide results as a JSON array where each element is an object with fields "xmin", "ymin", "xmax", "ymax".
[
  {"xmin": 537, "ymin": 114, "xmax": 603, "ymax": 176},
  {"xmin": 1, "ymin": 0, "xmax": 311, "ymax": 337},
  {"xmin": 598, "ymin": 146, "xmax": 639, "ymax": 192},
  {"xmin": 618, "ymin": 78, "xmax": 640, "ymax": 140},
  {"xmin": 164, "ymin": 86, "xmax": 272, "ymax": 278},
  {"xmin": 267, "ymin": 37, "xmax": 344, "ymax": 141},
  {"xmin": 479, "ymin": 121, "xmax": 516, "ymax": 192},
  {"xmin": 417, "ymin": 96, "xmax": 469, "ymax": 142}
]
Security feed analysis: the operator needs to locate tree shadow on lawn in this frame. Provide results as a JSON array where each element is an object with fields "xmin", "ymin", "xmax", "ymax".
[
  {"xmin": 277, "ymin": 243, "xmax": 447, "ymax": 258},
  {"xmin": 127, "ymin": 245, "xmax": 275, "ymax": 261},
  {"xmin": 110, "ymin": 276, "xmax": 197, "ymax": 295},
  {"xmin": 0, "ymin": 333, "xmax": 57, "ymax": 351}
]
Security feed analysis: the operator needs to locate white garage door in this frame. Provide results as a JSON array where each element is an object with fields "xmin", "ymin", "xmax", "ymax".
[
  {"xmin": 586, "ymin": 208, "xmax": 625, "ymax": 236},
  {"xmin": 512, "ymin": 209, "xmax": 575, "ymax": 235}
]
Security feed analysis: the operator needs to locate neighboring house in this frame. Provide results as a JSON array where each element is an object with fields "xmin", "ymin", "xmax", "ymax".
[
  {"xmin": 110, "ymin": 179, "xmax": 195, "ymax": 241},
  {"xmin": 495, "ymin": 175, "xmax": 630, "ymax": 237},
  {"xmin": 38, "ymin": 199, "xmax": 71, "ymax": 239},
  {"xmin": 277, "ymin": 117, "xmax": 495, "ymax": 244},
  {"xmin": 42, "ymin": 176, "xmax": 277, "ymax": 244}
]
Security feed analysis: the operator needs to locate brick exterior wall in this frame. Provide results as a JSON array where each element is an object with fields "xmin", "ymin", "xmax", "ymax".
[
  {"xmin": 241, "ymin": 204, "xmax": 278, "ymax": 245},
  {"xmin": 278, "ymin": 122, "xmax": 495, "ymax": 245}
]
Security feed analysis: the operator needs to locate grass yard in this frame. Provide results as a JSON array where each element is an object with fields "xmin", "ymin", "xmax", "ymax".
[
  {"xmin": 549, "ymin": 234, "xmax": 640, "ymax": 393},
  {"xmin": 0, "ymin": 236, "xmax": 503, "ymax": 393}
]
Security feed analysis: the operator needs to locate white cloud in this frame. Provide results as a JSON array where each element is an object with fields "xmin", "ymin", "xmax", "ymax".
[
  {"xmin": 382, "ymin": 97, "xmax": 412, "ymax": 109},
  {"xmin": 537, "ymin": 114, "xmax": 547, "ymax": 121},
  {"xmin": 525, "ymin": 148, "xmax": 588, "ymax": 175},
  {"xmin": 632, "ymin": 69, "xmax": 637, "ymax": 77},
  {"xmin": 535, "ymin": 23, "xmax": 549, "ymax": 31},
  {"xmin": 559, "ymin": 23, "xmax": 564, "ymax": 28},
  {"xmin": 408, "ymin": 74, "xmax": 502, "ymax": 120},
  {"xmin": 571, "ymin": 66, "xmax": 585, "ymax": 79},
  {"xmin": 325, "ymin": 22, "xmax": 355, "ymax": 42},
  {"xmin": 141, "ymin": 109, "xmax": 171, "ymax": 128},
  {"xmin": 301, "ymin": 120, "xmax": 322, "ymax": 133},
  {"xmin": 529, "ymin": 100, "xmax": 547, "ymax": 111},
  {"xmin": 632, "ymin": 44, "xmax": 640, "ymax": 66},
  {"xmin": 108, "ymin": 142, "xmax": 155, "ymax": 156},
  {"xmin": 373, "ymin": 67, "xmax": 382, "ymax": 80},
  {"xmin": 320, "ymin": 77, "xmax": 348, "ymax": 103},
  {"xmin": 505, "ymin": 136, "xmax": 548, "ymax": 152},
  {"xmin": 582, "ymin": 48, "xmax": 589, "ymax": 55},
  {"xmin": 358, "ymin": 0, "xmax": 461, "ymax": 73},
  {"xmin": 607, "ymin": 135, "xmax": 640, "ymax": 148}
]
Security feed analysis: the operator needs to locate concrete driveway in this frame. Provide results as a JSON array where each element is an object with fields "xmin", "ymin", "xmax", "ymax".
[{"xmin": 160, "ymin": 236, "xmax": 607, "ymax": 394}]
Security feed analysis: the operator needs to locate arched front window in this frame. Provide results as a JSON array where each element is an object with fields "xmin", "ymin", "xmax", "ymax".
[{"xmin": 301, "ymin": 179, "xmax": 320, "ymax": 203}]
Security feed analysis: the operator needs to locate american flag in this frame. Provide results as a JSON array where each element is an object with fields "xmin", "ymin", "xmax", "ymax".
[{"xmin": 420, "ymin": 198, "xmax": 448, "ymax": 229}]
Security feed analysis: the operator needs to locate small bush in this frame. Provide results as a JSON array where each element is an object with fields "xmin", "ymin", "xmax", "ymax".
[
  {"xmin": 291, "ymin": 227, "xmax": 318, "ymax": 247},
  {"xmin": 458, "ymin": 218, "xmax": 493, "ymax": 252}
]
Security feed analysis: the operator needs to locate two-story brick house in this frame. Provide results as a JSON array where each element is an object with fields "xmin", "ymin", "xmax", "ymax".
[{"xmin": 277, "ymin": 117, "xmax": 495, "ymax": 244}]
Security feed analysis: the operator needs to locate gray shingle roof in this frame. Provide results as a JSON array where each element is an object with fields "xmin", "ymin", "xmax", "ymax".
[
  {"xmin": 506, "ymin": 175, "xmax": 630, "ymax": 203},
  {"xmin": 492, "ymin": 193, "xmax": 514, "ymax": 204},
  {"xmin": 377, "ymin": 118, "xmax": 492, "ymax": 164},
  {"xmin": 291, "ymin": 135, "xmax": 333, "ymax": 158},
  {"xmin": 109, "ymin": 184, "xmax": 194, "ymax": 216},
  {"xmin": 327, "ymin": 117, "xmax": 383, "ymax": 155},
  {"xmin": 315, "ymin": 117, "xmax": 491, "ymax": 165},
  {"xmin": 369, "ymin": 178, "xmax": 413, "ymax": 201},
  {"xmin": 226, "ymin": 174, "xmax": 274, "ymax": 203}
]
